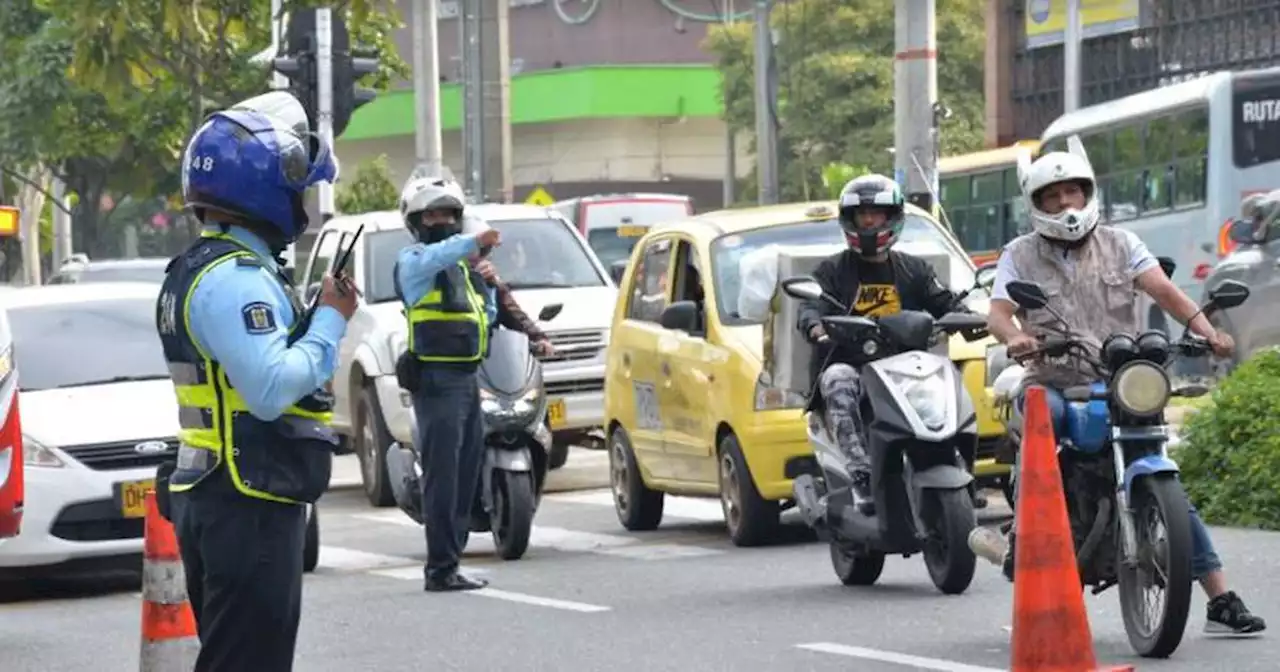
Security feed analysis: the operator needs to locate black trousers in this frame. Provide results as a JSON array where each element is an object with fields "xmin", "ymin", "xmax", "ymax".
[
  {"xmin": 172, "ymin": 480, "xmax": 306, "ymax": 672},
  {"xmin": 413, "ymin": 364, "xmax": 485, "ymax": 581}
]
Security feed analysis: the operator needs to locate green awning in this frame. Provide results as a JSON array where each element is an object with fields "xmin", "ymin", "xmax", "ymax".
[{"xmin": 341, "ymin": 64, "xmax": 725, "ymax": 141}]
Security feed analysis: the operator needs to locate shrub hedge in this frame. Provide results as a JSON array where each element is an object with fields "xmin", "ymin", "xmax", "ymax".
[{"xmin": 1177, "ymin": 348, "xmax": 1280, "ymax": 530}]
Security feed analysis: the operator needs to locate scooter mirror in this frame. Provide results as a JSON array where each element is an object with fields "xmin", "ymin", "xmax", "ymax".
[
  {"xmin": 1005, "ymin": 281, "xmax": 1048, "ymax": 310},
  {"xmin": 780, "ymin": 277, "xmax": 824, "ymax": 302},
  {"xmin": 974, "ymin": 261, "xmax": 998, "ymax": 290},
  {"xmin": 537, "ymin": 303, "xmax": 564, "ymax": 322},
  {"xmin": 1207, "ymin": 279, "xmax": 1249, "ymax": 310}
]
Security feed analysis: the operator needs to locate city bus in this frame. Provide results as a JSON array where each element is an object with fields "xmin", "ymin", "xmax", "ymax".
[
  {"xmin": 1039, "ymin": 65, "xmax": 1280, "ymax": 334},
  {"xmin": 937, "ymin": 140, "xmax": 1040, "ymax": 265}
]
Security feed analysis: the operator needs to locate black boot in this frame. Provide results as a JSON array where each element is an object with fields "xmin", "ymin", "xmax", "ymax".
[{"xmin": 851, "ymin": 469, "xmax": 875, "ymax": 516}]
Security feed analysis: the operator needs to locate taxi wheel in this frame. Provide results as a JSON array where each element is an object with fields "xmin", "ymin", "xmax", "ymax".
[
  {"xmin": 717, "ymin": 433, "xmax": 780, "ymax": 547},
  {"xmin": 609, "ymin": 427, "xmax": 664, "ymax": 531},
  {"xmin": 356, "ymin": 386, "xmax": 396, "ymax": 508}
]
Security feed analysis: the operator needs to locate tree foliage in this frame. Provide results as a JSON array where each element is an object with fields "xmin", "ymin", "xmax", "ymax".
[
  {"xmin": 705, "ymin": 0, "xmax": 986, "ymax": 202},
  {"xmin": 336, "ymin": 154, "xmax": 400, "ymax": 215},
  {"xmin": 0, "ymin": 0, "xmax": 405, "ymax": 256}
]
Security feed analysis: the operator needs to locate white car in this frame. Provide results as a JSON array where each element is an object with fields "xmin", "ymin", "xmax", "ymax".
[
  {"xmin": 0, "ymin": 282, "xmax": 320, "ymax": 571},
  {"xmin": 302, "ymin": 204, "xmax": 617, "ymax": 507}
]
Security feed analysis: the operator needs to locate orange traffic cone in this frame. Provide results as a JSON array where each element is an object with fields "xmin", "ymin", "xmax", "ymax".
[
  {"xmin": 1010, "ymin": 386, "xmax": 1133, "ymax": 672},
  {"xmin": 139, "ymin": 491, "xmax": 199, "ymax": 671}
]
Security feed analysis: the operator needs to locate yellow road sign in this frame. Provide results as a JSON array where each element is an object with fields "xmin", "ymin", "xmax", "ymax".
[
  {"xmin": 524, "ymin": 186, "xmax": 554, "ymax": 206},
  {"xmin": 0, "ymin": 206, "xmax": 18, "ymax": 237}
]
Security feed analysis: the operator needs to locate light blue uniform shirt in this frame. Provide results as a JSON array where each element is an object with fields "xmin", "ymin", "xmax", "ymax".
[
  {"xmin": 187, "ymin": 224, "xmax": 348, "ymax": 422},
  {"xmin": 394, "ymin": 233, "xmax": 498, "ymax": 324}
]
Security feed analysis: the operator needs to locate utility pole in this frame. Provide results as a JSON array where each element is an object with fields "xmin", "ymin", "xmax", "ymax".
[
  {"xmin": 315, "ymin": 8, "xmax": 335, "ymax": 222},
  {"xmin": 893, "ymin": 0, "xmax": 939, "ymax": 212},
  {"xmin": 722, "ymin": 0, "xmax": 736, "ymax": 207},
  {"xmin": 461, "ymin": 0, "xmax": 513, "ymax": 203},
  {"xmin": 752, "ymin": 0, "xmax": 779, "ymax": 205},
  {"xmin": 270, "ymin": 0, "xmax": 288, "ymax": 90},
  {"xmin": 413, "ymin": 0, "xmax": 444, "ymax": 177},
  {"xmin": 1063, "ymin": 0, "xmax": 1082, "ymax": 112}
]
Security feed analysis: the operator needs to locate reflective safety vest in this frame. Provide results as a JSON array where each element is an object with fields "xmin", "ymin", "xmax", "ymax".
[
  {"xmin": 397, "ymin": 260, "xmax": 490, "ymax": 363},
  {"xmin": 156, "ymin": 233, "xmax": 337, "ymax": 504}
]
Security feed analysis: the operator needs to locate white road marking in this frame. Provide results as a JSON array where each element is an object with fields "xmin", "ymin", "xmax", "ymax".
[
  {"xmin": 316, "ymin": 546, "xmax": 418, "ymax": 572},
  {"xmin": 796, "ymin": 643, "xmax": 1004, "ymax": 672},
  {"xmin": 350, "ymin": 509, "xmax": 721, "ymax": 560},
  {"xmin": 545, "ymin": 488, "xmax": 726, "ymax": 522},
  {"xmin": 468, "ymin": 587, "xmax": 610, "ymax": 613}
]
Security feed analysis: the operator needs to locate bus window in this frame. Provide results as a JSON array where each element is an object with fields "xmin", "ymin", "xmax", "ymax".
[
  {"xmin": 1174, "ymin": 108, "xmax": 1209, "ymax": 206},
  {"xmin": 1233, "ymin": 81, "xmax": 1280, "ymax": 169}
]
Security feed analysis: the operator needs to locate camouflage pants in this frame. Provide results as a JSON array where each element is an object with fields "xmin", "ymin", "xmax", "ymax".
[{"xmin": 819, "ymin": 363, "xmax": 870, "ymax": 472}]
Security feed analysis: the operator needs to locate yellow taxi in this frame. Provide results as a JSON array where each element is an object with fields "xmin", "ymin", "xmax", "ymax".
[{"xmin": 602, "ymin": 201, "xmax": 1010, "ymax": 546}]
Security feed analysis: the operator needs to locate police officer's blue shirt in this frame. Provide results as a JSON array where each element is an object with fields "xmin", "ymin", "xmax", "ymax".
[
  {"xmin": 394, "ymin": 233, "xmax": 498, "ymax": 323},
  {"xmin": 188, "ymin": 224, "xmax": 347, "ymax": 422}
]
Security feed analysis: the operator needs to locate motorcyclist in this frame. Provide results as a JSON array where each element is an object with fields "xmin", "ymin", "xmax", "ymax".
[
  {"xmin": 797, "ymin": 174, "xmax": 966, "ymax": 514},
  {"xmin": 986, "ymin": 137, "xmax": 1266, "ymax": 635}
]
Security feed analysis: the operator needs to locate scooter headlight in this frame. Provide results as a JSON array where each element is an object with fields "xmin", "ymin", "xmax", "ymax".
[
  {"xmin": 886, "ymin": 371, "xmax": 949, "ymax": 431},
  {"xmin": 482, "ymin": 388, "xmax": 542, "ymax": 426},
  {"xmin": 1113, "ymin": 360, "xmax": 1170, "ymax": 418}
]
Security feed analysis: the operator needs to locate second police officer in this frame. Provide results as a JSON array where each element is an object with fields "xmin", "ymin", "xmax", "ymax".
[
  {"xmin": 394, "ymin": 173, "xmax": 502, "ymax": 592},
  {"xmin": 155, "ymin": 91, "xmax": 358, "ymax": 671}
]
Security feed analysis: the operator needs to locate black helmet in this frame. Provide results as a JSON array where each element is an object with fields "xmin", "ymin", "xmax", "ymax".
[{"xmin": 837, "ymin": 174, "xmax": 906, "ymax": 257}]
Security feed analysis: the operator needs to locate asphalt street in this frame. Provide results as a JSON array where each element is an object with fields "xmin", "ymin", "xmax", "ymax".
[{"xmin": 2, "ymin": 447, "xmax": 1276, "ymax": 672}]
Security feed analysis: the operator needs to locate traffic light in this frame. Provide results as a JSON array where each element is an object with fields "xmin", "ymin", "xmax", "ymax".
[
  {"xmin": 328, "ymin": 13, "xmax": 379, "ymax": 139},
  {"xmin": 274, "ymin": 10, "xmax": 320, "ymax": 129}
]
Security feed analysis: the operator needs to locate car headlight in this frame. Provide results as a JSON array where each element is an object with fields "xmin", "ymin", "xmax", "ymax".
[
  {"xmin": 24, "ymin": 437, "xmax": 66, "ymax": 468},
  {"xmin": 1113, "ymin": 360, "xmax": 1170, "ymax": 417},
  {"xmin": 984, "ymin": 344, "xmax": 1009, "ymax": 386},
  {"xmin": 886, "ymin": 371, "xmax": 949, "ymax": 430},
  {"xmin": 754, "ymin": 377, "xmax": 807, "ymax": 411}
]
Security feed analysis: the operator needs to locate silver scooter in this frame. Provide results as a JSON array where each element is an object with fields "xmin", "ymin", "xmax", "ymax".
[
  {"xmin": 385, "ymin": 304, "xmax": 562, "ymax": 561},
  {"xmin": 781, "ymin": 278, "xmax": 988, "ymax": 595}
]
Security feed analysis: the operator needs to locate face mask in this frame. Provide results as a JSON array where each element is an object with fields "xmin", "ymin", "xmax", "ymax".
[{"xmin": 419, "ymin": 222, "xmax": 462, "ymax": 244}]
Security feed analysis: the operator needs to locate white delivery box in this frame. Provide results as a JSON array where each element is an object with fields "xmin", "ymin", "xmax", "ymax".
[{"xmin": 760, "ymin": 243, "xmax": 958, "ymax": 397}]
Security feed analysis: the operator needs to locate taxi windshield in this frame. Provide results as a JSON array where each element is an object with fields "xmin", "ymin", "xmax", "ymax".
[{"xmin": 709, "ymin": 214, "xmax": 978, "ymax": 326}]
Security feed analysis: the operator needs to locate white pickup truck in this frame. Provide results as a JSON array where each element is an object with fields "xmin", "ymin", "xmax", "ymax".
[{"xmin": 299, "ymin": 204, "xmax": 617, "ymax": 507}]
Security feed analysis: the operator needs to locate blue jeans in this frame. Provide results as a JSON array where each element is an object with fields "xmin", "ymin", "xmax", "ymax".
[{"xmin": 1016, "ymin": 386, "xmax": 1222, "ymax": 578}]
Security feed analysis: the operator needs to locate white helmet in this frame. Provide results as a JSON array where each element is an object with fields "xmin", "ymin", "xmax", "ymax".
[
  {"xmin": 399, "ymin": 169, "xmax": 466, "ymax": 223},
  {"xmin": 1016, "ymin": 135, "xmax": 1100, "ymax": 243}
]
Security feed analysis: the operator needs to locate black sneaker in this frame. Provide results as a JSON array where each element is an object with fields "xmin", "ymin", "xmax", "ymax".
[
  {"xmin": 1206, "ymin": 591, "xmax": 1266, "ymax": 635},
  {"xmin": 851, "ymin": 470, "xmax": 875, "ymax": 516}
]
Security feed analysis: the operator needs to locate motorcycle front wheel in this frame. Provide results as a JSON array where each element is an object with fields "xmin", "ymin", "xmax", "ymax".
[
  {"xmin": 922, "ymin": 487, "xmax": 978, "ymax": 595},
  {"xmin": 1118, "ymin": 474, "xmax": 1193, "ymax": 659},
  {"xmin": 490, "ymin": 470, "xmax": 536, "ymax": 560}
]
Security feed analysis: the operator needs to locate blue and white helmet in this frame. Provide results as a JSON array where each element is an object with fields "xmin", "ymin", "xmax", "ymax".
[{"xmin": 181, "ymin": 91, "xmax": 338, "ymax": 243}]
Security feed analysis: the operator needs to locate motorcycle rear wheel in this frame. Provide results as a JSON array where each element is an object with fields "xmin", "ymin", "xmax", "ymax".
[
  {"xmin": 1118, "ymin": 474, "xmax": 1193, "ymax": 659},
  {"xmin": 830, "ymin": 541, "xmax": 885, "ymax": 586},
  {"xmin": 922, "ymin": 488, "xmax": 978, "ymax": 595},
  {"xmin": 491, "ymin": 471, "xmax": 536, "ymax": 560}
]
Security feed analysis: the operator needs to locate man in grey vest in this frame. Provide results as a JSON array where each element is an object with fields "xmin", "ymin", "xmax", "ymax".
[{"xmin": 986, "ymin": 137, "xmax": 1265, "ymax": 636}]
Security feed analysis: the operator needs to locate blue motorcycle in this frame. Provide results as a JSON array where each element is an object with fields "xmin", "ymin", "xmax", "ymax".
[{"xmin": 993, "ymin": 276, "xmax": 1249, "ymax": 659}]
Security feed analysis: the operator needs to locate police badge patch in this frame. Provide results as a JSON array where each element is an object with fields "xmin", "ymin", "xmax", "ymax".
[{"xmin": 241, "ymin": 301, "xmax": 277, "ymax": 334}]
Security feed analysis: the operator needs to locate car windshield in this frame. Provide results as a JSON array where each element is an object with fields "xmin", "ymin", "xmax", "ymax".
[
  {"xmin": 587, "ymin": 226, "xmax": 649, "ymax": 270},
  {"xmin": 8, "ymin": 297, "xmax": 170, "ymax": 391},
  {"xmin": 709, "ymin": 214, "xmax": 979, "ymax": 325},
  {"xmin": 365, "ymin": 218, "xmax": 605, "ymax": 303}
]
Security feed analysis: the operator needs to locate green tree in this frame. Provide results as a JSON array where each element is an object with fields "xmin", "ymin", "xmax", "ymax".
[
  {"xmin": 705, "ymin": 0, "xmax": 986, "ymax": 202},
  {"xmin": 336, "ymin": 154, "xmax": 400, "ymax": 214}
]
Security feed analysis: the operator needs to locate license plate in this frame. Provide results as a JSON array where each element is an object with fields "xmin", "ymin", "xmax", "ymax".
[
  {"xmin": 617, "ymin": 225, "xmax": 648, "ymax": 238},
  {"xmin": 117, "ymin": 479, "xmax": 155, "ymax": 519},
  {"xmin": 547, "ymin": 399, "xmax": 567, "ymax": 429}
]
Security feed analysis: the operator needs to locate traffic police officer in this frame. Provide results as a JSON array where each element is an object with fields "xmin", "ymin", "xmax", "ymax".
[
  {"xmin": 155, "ymin": 91, "xmax": 358, "ymax": 671},
  {"xmin": 394, "ymin": 174, "xmax": 500, "ymax": 592}
]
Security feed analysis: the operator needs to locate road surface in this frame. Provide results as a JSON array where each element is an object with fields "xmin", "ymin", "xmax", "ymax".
[{"xmin": 2, "ymin": 448, "xmax": 1273, "ymax": 671}]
